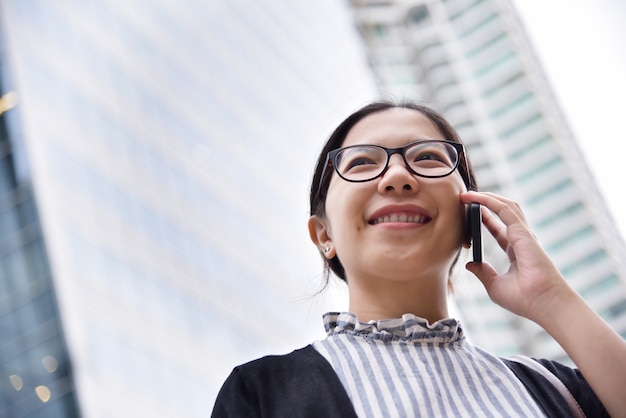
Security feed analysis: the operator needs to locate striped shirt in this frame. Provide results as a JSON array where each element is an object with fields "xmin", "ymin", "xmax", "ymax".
[{"xmin": 313, "ymin": 312, "xmax": 545, "ymax": 418}]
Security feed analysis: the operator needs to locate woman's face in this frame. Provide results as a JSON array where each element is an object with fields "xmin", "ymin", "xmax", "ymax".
[{"xmin": 311, "ymin": 108, "xmax": 468, "ymax": 284}]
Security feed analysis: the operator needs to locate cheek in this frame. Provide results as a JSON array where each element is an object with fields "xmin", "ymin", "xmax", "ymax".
[
  {"xmin": 436, "ymin": 181, "xmax": 467, "ymax": 244},
  {"xmin": 324, "ymin": 188, "xmax": 368, "ymax": 249},
  {"xmin": 322, "ymin": 194, "xmax": 349, "ymax": 241},
  {"xmin": 324, "ymin": 181, "xmax": 370, "ymax": 222},
  {"xmin": 455, "ymin": 180, "xmax": 469, "ymax": 241},
  {"xmin": 442, "ymin": 202, "xmax": 465, "ymax": 232}
]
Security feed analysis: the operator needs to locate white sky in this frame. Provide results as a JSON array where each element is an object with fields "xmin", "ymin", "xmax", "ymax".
[{"xmin": 512, "ymin": 0, "xmax": 626, "ymax": 239}]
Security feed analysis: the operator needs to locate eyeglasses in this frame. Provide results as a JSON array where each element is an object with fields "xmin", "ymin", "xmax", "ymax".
[{"xmin": 320, "ymin": 140, "xmax": 465, "ymax": 186}]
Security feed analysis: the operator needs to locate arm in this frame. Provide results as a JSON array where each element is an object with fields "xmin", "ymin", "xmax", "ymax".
[{"xmin": 460, "ymin": 191, "xmax": 626, "ymax": 417}]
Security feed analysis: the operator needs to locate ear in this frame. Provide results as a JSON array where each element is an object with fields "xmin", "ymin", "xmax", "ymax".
[{"xmin": 308, "ymin": 215, "xmax": 335, "ymax": 258}]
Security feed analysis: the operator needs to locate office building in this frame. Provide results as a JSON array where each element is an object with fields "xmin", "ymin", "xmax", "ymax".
[
  {"xmin": 1, "ymin": 42, "xmax": 81, "ymax": 418},
  {"xmin": 0, "ymin": 1, "xmax": 375, "ymax": 416},
  {"xmin": 348, "ymin": 0, "xmax": 626, "ymax": 360}
]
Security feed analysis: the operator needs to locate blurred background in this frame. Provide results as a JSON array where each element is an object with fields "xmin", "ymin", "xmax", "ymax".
[{"xmin": 0, "ymin": 0, "xmax": 625, "ymax": 417}]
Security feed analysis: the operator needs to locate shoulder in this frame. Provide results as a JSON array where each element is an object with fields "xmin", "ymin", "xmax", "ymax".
[
  {"xmin": 219, "ymin": 345, "xmax": 324, "ymax": 399},
  {"xmin": 211, "ymin": 345, "xmax": 357, "ymax": 418},
  {"xmin": 234, "ymin": 344, "xmax": 325, "ymax": 378},
  {"xmin": 503, "ymin": 357, "xmax": 609, "ymax": 418},
  {"xmin": 533, "ymin": 358, "xmax": 609, "ymax": 417}
]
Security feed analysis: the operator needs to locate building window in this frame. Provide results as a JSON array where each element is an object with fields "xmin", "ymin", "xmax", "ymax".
[
  {"xmin": 515, "ymin": 156, "xmax": 563, "ymax": 184},
  {"xmin": 534, "ymin": 202, "xmax": 584, "ymax": 229},
  {"xmin": 525, "ymin": 178, "xmax": 573, "ymax": 205},
  {"xmin": 498, "ymin": 113, "xmax": 542, "ymax": 139},
  {"xmin": 407, "ymin": 5, "xmax": 429, "ymax": 25},
  {"xmin": 507, "ymin": 134, "xmax": 551, "ymax": 161},
  {"xmin": 546, "ymin": 224, "xmax": 595, "ymax": 252},
  {"xmin": 490, "ymin": 91, "xmax": 533, "ymax": 119},
  {"xmin": 561, "ymin": 249, "xmax": 607, "ymax": 276},
  {"xmin": 581, "ymin": 274, "xmax": 620, "ymax": 299},
  {"xmin": 473, "ymin": 50, "xmax": 516, "ymax": 78}
]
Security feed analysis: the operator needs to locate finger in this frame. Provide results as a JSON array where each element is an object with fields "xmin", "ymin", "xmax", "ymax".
[
  {"xmin": 480, "ymin": 207, "xmax": 513, "ymax": 255},
  {"xmin": 466, "ymin": 261, "xmax": 500, "ymax": 291},
  {"xmin": 481, "ymin": 192, "xmax": 528, "ymax": 224},
  {"xmin": 461, "ymin": 191, "xmax": 527, "ymax": 226}
]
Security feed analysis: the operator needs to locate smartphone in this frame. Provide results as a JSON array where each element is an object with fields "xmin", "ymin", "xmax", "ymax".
[{"xmin": 468, "ymin": 203, "xmax": 483, "ymax": 263}]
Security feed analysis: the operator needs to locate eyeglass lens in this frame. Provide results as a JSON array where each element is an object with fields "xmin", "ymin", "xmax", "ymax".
[{"xmin": 335, "ymin": 141, "xmax": 459, "ymax": 181}]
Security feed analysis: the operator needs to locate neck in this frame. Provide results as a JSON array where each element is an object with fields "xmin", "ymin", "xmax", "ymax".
[{"xmin": 347, "ymin": 274, "xmax": 450, "ymax": 324}]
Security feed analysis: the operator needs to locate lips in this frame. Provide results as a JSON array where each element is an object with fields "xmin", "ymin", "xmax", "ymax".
[{"xmin": 367, "ymin": 205, "xmax": 432, "ymax": 225}]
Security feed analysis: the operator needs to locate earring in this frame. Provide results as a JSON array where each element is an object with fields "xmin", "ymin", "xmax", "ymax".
[{"xmin": 324, "ymin": 247, "xmax": 330, "ymax": 254}]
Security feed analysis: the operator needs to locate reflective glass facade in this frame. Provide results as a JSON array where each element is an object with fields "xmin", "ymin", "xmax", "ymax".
[
  {"xmin": 0, "ymin": 34, "xmax": 80, "ymax": 417},
  {"xmin": 349, "ymin": 0, "xmax": 626, "ymax": 361}
]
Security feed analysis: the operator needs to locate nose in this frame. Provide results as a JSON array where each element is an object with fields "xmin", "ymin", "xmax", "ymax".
[{"xmin": 377, "ymin": 154, "xmax": 420, "ymax": 194}]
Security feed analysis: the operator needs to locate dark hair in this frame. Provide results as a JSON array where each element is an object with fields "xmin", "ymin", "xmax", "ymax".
[{"xmin": 309, "ymin": 100, "xmax": 478, "ymax": 284}]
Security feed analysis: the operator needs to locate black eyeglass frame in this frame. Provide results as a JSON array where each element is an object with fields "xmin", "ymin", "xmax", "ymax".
[{"xmin": 318, "ymin": 139, "xmax": 465, "ymax": 191}]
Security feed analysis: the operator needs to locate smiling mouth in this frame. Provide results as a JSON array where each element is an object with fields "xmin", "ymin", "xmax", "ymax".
[{"xmin": 369, "ymin": 213, "xmax": 430, "ymax": 225}]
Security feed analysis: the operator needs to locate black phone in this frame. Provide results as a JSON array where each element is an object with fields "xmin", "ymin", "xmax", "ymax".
[{"xmin": 468, "ymin": 203, "xmax": 482, "ymax": 263}]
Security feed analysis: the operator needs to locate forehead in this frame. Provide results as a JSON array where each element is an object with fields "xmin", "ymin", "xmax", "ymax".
[{"xmin": 343, "ymin": 108, "xmax": 444, "ymax": 147}]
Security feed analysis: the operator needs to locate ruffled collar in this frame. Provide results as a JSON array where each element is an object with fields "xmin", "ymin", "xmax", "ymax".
[{"xmin": 322, "ymin": 312, "xmax": 464, "ymax": 344}]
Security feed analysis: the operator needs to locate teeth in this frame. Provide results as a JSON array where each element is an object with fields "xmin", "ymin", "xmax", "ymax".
[{"xmin": 374, "ymin": 213, "xmax": 426, "ymax": 224}]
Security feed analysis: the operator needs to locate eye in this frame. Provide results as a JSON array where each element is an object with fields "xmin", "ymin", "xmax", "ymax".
[
  {"xmin": 336, "ymin": 147, "xmax": 383, "ymax": 174},
  {"xmin": 346, "ymin": 156, "xmax": 377, "ymax": 169},
  {"xmin": 409, "ymin": 144, "xmax": 454, "ymax": 168},
  {"xmin": 413, "ymin": 151, "xmax": 450, "ymax": 166},
  {"xmin": 415, "ymin": 152, "xmax": 445, "ymax": 162}
]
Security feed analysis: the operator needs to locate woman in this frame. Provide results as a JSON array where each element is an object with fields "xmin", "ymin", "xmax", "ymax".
[{"xmin": 212, "ymin": 101, "xmax": 625, "ymax": 417}]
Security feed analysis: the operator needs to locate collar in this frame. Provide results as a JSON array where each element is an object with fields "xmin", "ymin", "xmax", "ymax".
[{"xmin": 322, "ymin": 312, "xmax": 465, "ymax": 344}]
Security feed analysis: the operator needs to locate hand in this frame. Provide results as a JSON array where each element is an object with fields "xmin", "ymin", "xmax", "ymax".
[
  {"xmin": 459, "ymin": 191, "xmax": 572, "ymax": 321},
  {"xmin": 461, "ymin": 191, "xmax": 626, "ymax": 417}
]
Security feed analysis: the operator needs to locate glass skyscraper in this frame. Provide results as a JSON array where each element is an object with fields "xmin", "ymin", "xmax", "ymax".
[
  {"xmin": 347, "ymin": 0, "xmax": 626, "ymax": 361},
  {"xmin": 0, "ymin": 1, "xmax": 375, "ymax": 416},
  {"xmin": 1, "ymin": 34, "xmax": 81, "ymax": 417}
]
